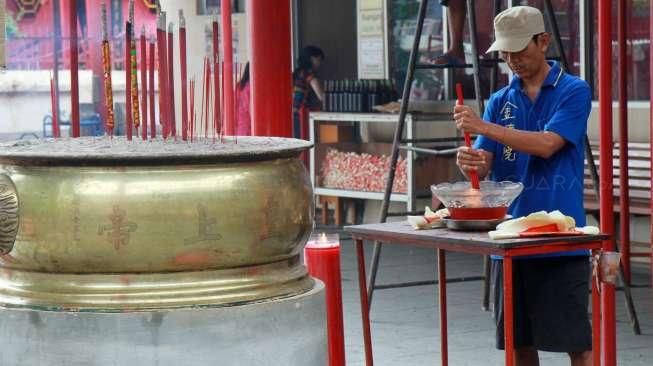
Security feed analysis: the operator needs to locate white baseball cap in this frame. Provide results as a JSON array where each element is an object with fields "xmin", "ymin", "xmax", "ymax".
[{"xmin": 486, "ymin": 6, "xmax": 546, "ymax": 54}]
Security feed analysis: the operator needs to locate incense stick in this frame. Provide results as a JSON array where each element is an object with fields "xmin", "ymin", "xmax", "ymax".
[
  {"xmin": 140, "ymin": 27, "xmax": 148, "ymax": 140},
  {"xmin": 100, "ymin": 1, "xmax": 114, "ymax": 136},
  {"xmin": 179, "ymin": 10, "xmax": 189, "ymax": 141},
  {"xmin": 148, "ymin": 38, "xmax": 156, "ymax": 139},
  {"xmin": 167, "ymin": 23, "xmax": 176, "ymax": 139}
]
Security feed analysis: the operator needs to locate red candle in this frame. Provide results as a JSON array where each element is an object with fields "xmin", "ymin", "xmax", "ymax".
[
  {"xmin": 140, "ymin": 29, "xmax": 148, "ymax": 141},
  {"xmin": 125, "ymin": 21, "xmax": 133, "ymax": 141},
  {"xmin": 68, "ymin": 0, "xmax": 80, "ymax": 137},
  {"xmin": 148, "ymin": 39, "xmax": 156, "ymax": 139},
  {"xmin": 179, "ymin": 11, "xmax": 189, "ymax": 141},
  {"xmin": 304, "ymin": 233, "xmax": 345, "ymax": 366}
]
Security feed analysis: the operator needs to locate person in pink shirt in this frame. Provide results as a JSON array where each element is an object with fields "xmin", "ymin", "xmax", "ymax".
[{"xmin": 236, "ymin": 63, "xmax": 251, "ymax": 136}]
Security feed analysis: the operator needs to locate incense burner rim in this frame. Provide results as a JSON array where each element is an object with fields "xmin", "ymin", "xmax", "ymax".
[{"xmin": 0, "ymin": 136, "xmax": 313, "ymax": 166}]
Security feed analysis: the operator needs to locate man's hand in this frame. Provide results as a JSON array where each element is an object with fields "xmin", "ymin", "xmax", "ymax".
[
  {"xmin": 453, "ymin": 105, "xmax": 488, "ymax": 135},
  {"xmin": 456, "ymin": 146, "xmax": 492, "ymax": 180}
]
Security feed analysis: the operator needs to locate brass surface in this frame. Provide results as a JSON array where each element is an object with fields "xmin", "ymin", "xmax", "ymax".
[
  {"xmin": 0, "ymin": 152, "xmax": 315, "ymax": 310},
  {"xmin": 0, "ymin": 174, "xmax": 19, "ymax": 255}
]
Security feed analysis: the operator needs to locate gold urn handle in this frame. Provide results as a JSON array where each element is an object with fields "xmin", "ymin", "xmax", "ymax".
[{"xmin": 0, "ymin": 174, "xmax": 19, "ymax": 255}]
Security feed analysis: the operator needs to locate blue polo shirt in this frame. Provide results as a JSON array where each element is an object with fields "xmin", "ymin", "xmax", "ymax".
[{"xmin": 474, "ymin": 61, "xmax": 591, "ymax": 257}]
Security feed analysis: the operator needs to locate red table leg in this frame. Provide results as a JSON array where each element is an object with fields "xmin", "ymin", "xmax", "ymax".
[
  {"xmin": 503, "ymin": 257, "xmax": 514, "ymax": 366},
  {"xmin": 355, "ymin": 239, "xmax": 374, "ymax": 366},
  {"xmin": 437, "ymin": 249, "xmax": 448, "ymax": 366},
  {"xmin": 592, "ymin": 248, "xmax": 601, "ymax": 366}
]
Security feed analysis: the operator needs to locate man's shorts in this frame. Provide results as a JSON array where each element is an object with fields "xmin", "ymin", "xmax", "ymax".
[
  {"xmin": 440, "ymin": 0, "xmax": 450, "ymax": 5},
  {"xmin": 492, "ymin": 256, "xmax": 592, "ymax": 353}
]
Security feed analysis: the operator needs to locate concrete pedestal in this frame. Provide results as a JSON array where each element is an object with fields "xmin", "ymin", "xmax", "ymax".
[{"xmin": 0, "ymin": 282, "xmax": 326, "ymax": 366}]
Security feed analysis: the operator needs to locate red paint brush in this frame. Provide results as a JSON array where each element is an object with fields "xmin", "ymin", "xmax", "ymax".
[{"xmin": 456, "ymin": 83, "xmax": 480, "ymax": 189}]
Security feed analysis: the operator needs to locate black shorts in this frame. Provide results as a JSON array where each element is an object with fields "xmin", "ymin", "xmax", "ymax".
[
  {"xmin": 440, "ymin": 0, "xmax": 450, "ymax": 5},
  {"xmin": 492, "ymin": 256, "xmax": 592, "ymax": 353}
]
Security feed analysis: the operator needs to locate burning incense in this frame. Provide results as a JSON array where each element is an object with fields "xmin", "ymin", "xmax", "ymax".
[
  {"xmin": 129, "ymin": 0, "xmax": 140, "ymax": 131},
  {"xmin": 179, "ymin": 10, "xmax": 189, "ymax": 141},
  {"xmin": 212, "ymin": 14, "xmax": 221, "ymax": 137},
  {"xmin": 189, "ymin": 78, "xmax": 195, "ymax": 141},
  {"xmin": 204, "ymin": 57, "xmax": 211, "ymax": 140},
  {"xmin": 101, "ymin": 1, "xmax": 115, "ymax": 136},
  {"xmin": 49, "ymin": 75, "xmax": 60, "ymax": 138},
  {"xmin": 125, "ymin": 21, "xmax": 133, "ymax": 140},
  {"xmin": 70, "ymin": 0, "xmax": 80, "ymax": 137},
  {"xmin": 148, "ymin": 38, "xmax": 156, "ymax": 139},
  {"xmin": 167, "ymin": 23, "xmax": 176, "ymax": 138},
  {"xmin": 140, "ymin": 26, "xmax": 148, "ymax": 140},
  {"xmin": 157, "ymin": 11, "xmax": 169, "ymax": 138},
  {"xmin": 200, "ymin": 58, "xmax": 207, "ymax": 139},
  {"xmin": 221, "ymin": 2, "xmax": 235, "ymax": 135}
]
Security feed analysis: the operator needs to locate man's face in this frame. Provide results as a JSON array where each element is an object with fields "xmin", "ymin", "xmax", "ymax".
[{"xmin": 500, "ymin": 33, "xmax": 550, "ymax": 80}]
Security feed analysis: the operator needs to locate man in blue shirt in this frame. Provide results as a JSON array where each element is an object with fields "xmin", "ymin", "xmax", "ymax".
[{"xmin": 454, "ymin": 6, "xmax": 592, "ymax": 366}]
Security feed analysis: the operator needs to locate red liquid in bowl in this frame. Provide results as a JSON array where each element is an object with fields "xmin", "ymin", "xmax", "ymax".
[{"xmin": 448, "ymin": 207, "xmax": 508, "ymax": 220}]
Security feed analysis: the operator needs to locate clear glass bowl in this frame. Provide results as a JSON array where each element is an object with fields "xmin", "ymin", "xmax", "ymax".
[{"xmin": 430, "ymin": 181, "xmax": 524, "ymax": 220}]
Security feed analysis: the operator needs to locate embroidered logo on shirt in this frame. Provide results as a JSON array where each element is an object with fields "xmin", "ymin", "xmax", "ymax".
[
  {"xmin": 500, "ymin": 102, "xmax": 518, "ymax": 121},
  {"xmin": 503, "ymin": 123, "xmax": 516, "ymax": 161}
]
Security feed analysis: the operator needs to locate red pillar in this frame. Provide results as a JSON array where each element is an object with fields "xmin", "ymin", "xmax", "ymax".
[
  {"xmin": 598, "ymin": 0, "xmax": 616, "ymax": 364},
  {"xmin": 617, "ymin": 0, "xmax": 631, "ymax": 285},
  {"xmin": 649, "ymin": 0, "xmax": 653, "ymax": 311},
  {"xmin": 221, "ymin": 0, "xmax": 235, "ymax": 136},
  {"xmin": 247, "ymin": 0, "xmax": 292, "ymax": 137}
]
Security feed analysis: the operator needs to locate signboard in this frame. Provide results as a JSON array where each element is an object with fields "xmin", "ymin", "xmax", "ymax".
[
  {"xmin": 0, "ymin": 0, "xmax": 5, "ymax": 70},
  {"xmin": 357, "ymin": 0, "xmax": 387, "ymax": 79}
]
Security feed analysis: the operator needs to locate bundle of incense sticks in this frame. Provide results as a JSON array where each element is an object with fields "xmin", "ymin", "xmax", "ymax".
[
  {"xmin": 167, "ymin": 23, "xmax": 176, "ymax": 138},
  {"xmin": 212, "ymin": 14, "xmax": 221, "ymax": 139},
  {"xmin": 179, "ymin": 10, "xmax": 188, "ymax": 141},
  {"xmin": 49, "ymin": 74, "xmax": 60, "ymax": 138},
  {"xmin": 70, "ymin": 0, "xmax": 80, "ymax": 137},
  {"xmin": 125, "ymin": 20, "xmax": 132, "ymax": 140},
  {"xmin": 156, "ymin": 11, "xmax": 169, "ymax": 138},
  {"xmin": 129, "ymin": 0, "xmax": 140, "ymax": 131},
  {"xmin": 100, "ymin": 1, "xmax": 114, "ymax": 136},
  {"xmin": 148, "ymin": 38, "xmax": 156, "ymax": 139},
  {"xmin": 140, "ymin": 26, "xmax": 148, "ymax": 140}
]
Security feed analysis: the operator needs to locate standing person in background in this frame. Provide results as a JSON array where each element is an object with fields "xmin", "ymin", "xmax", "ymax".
[
  {"xmin": 292, "ymin": 45, "xmax": 325, "ymax": 139},
  {"xmin": 236, "ymin": 63, "xmax": 251, "ymax": 136}
]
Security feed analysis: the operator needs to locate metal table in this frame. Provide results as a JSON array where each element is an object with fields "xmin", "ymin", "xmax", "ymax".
[{"xmin": 344, "ymin": 222, "xmax": 614, "ymax": 366}]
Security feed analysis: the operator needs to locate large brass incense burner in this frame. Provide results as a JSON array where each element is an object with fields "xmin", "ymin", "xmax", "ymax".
[{"xmin": 0, "ymin": 136, "xmax": 315, "ymax": 311}]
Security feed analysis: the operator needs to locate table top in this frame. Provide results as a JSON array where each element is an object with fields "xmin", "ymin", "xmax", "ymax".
[{"xmin": 344, "ymin": 222, "xmax": 608, "ymax": 256}]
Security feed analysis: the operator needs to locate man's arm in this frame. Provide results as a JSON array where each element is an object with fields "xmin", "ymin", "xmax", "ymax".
[{"xmin": 454, "ymin": 105, "xmax": 565, "ymax": 159}]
